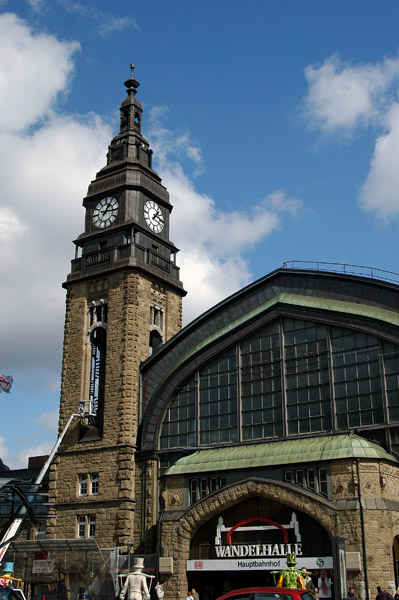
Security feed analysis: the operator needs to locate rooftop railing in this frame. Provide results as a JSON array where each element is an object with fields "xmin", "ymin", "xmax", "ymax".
[{"xmin": 282, "ymin": 260, "xmax": 399, "ymax": 285}]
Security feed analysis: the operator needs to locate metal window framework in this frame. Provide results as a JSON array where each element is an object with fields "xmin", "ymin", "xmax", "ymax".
[{"xmin": 160, "ymin": 317, "xmax": 399, "ymax": 454}]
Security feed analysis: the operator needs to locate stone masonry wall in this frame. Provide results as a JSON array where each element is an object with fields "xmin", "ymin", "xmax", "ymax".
[
  {"xmin": 332, "ymin": 459, "xmax": 399, "ymax": 596},
  {"xmin": 50, "ymin": 269, "xmax": 182, "ymax": 554},
  {"xmin": 159, "ymin": 460, "xmax": 399, "ymax": 600}
]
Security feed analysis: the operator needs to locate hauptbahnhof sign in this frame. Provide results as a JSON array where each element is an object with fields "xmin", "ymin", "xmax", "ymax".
[{"xmin": 187, "ymin": 513, "xmax": 333, "ymax": 572}]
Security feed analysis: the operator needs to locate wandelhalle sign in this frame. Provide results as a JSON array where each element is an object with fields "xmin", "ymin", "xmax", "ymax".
[{"xmin": 187, "ymin": 513, "xmax": 333, "ymax": 572}]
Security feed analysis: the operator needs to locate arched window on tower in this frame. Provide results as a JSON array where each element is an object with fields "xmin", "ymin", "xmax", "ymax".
[
  {"xmin": 149, "ymin": 304, "xmax": 164, "ymax": 355},
  {"xmin": 120, "ymin": 110, "xmax": 129, "ymax": 132},
  {"xmin": 82, "ymin": 300, "xmax": 107, "ymax": 439},
  {"xmin": 89, "ymin": 327, "xmax": 106, "ymax": 422},
  {"xmin": 134, "ymin": 111, "xmax": 141, "ymax": 128}
]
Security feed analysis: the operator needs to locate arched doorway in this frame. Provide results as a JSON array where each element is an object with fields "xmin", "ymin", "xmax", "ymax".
[
  {"xmin": 393, "ymin": 535, "xmax": 399, "ymax": 588},
  {"xmin": 187, "ymin": 496, "xmax": 332, "ymax": 600}
]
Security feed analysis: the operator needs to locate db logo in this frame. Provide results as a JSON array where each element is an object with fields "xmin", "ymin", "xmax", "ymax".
[{"xmin": 194, "ymin": 561, "xmax": 204, "ymax": 569}]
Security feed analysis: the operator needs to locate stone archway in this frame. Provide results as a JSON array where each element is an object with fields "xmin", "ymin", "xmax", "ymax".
[
  {"xmin": 393, "ymin": 535, "xmax": 399, "ymax": 589},
  {"xmin": 160, "ymin": 478, "xmax": 336, "ymax": 600}
]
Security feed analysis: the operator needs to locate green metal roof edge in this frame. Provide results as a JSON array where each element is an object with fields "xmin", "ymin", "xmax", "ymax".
[
  {"xmin": 162, "ymin": 292, "xmax": 399, "ymax": 381},
  {"xmin": 164, "ymin": 433, "xmax": 397, "ymax": 475}
]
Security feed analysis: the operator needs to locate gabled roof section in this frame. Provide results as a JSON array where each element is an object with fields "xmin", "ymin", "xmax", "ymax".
[
  {"xmin": 140, "ymin": 268, "xmax": 399, "ymax": 452},
  {"xmin": 165, "ymin": 433, "xmax": 397, "ymax": 475}
]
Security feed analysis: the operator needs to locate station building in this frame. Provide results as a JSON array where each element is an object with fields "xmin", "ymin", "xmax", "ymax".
[
  {"xmin": 143, "ymin": 264, "xmax": 399, "ymax": 600},
  {"xmin": 5, "ymin": 69, "xmax": 399, "ymax": 600}
]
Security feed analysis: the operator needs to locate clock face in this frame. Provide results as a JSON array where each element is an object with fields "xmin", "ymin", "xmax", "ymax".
[
  {"xmin": 93, "ymin": 197, "xmax": 119, "ymax": 229},
  {"xmin": 144, "ymin": 200, "xmax": 164, "ymax": 233}
]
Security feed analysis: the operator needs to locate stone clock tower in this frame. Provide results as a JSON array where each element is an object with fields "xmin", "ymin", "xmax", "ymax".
[{"xmin": 48, "ymin": 67, "xmax": 185, "ymax": 559}]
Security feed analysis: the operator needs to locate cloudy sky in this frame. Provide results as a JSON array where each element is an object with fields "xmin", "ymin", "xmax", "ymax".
[{"xmin": 2, "ymin": 0, "xmax": 399, "ymax": 467}]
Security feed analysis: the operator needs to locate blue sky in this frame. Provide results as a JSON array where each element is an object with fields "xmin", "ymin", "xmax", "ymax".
[{"xmin": 2, "ymin": 0, "xmax": 399, "ymax": 467}]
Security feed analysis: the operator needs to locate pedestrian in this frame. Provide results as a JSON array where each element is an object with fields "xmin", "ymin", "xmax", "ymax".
[
  {"xmin": 347, "ymin": 588, "xmax": 357, "ymax": 600},
  {"xmin": 187, "ymin": 592, "xmax": 194, "ymax": 600},
  {"xmin": 301, "ymin": 568, "xmax": 317, "ymax": 600},
  {"xmin": 318, "ymin": 571, "xmax": 332, "ymax": 600},
  {"xmin": 154, "ymin": 582, "xmax": 164, "ymax": 600},
  {"xmin": 192, "ymin": 589, "xmax": 199, "ymax": 600},
  {"xmin": 376, "ymin": 586, "xmax": 390, "ymax": 600}
]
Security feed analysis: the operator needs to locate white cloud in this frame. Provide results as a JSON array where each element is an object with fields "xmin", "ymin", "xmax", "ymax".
[
  {"xmin": 0, "ymin": 436, "xmax": 10, "ymax": 468},
  {"xmin": 149, "ymin": 106, "xmax": 204, "ymax": 174},
  {"xmin": 304, "ymin": 54, "xmax": 399, "ymax": 133},
  {"xmin": 98, "ymin": 16, "xmax": 135, "ymax": 37},
  {"xmin": 12, "ymin": 442, "xmax": 54, "ymax": 471},
  {"xmin": 0, "ymin": 411, "xmax": 58, "ymax": 470},
  {"xmin": 58, "ymin": 0, "xmax": 139, "ymax": 36},
  {"xmin": 304, "ymin": 53, "xmax": 399, "ymax": 221},
  {"xmin": 148, "ymin": 118, "xmax": 303, "ymax": 323},
  {"xmin": 0, "ymin": 14, "xmax": 112, "ymax": 376},
  {"xmin": 25, "ymin": 0, "xmax": 47, "ymax": 13},
  {"xmin": 0, "ymin": 13, "xmax": 80, "ymax": 133},
  {"xmin": 0, "ymin": 206, "xmax": 26, "ymax": 240},
  {"xmin": 359, "ymin": 103, "xmax": 399, "ymax": 221},
  {"xmin": 33, "ymin": 410, "xmax": 59, "ymax": 432}
]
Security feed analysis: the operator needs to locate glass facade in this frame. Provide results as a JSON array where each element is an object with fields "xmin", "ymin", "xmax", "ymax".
[
  {"xmin": 160, "ymin": 379, "xmax": 196, "ymax": 449},
  {"xmin": 199, "ymin": 350, "xmax": 238, "ymax": 445},
  {"xmin": 160, "ymin": 318, "xmax": 399, "ymax": 455}
]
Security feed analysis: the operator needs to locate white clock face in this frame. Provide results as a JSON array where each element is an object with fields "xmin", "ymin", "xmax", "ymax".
[
  {"xmin": 144, "ymin": 200, "xmax": 164, "ymax": 233},
  {"xmin": 93, "ymin": 197, "xmax": 119, "ymax": 229}
]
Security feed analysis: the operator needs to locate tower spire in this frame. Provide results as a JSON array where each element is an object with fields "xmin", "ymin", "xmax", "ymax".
[
  {"xmin": 123, "ymin": 63, "xmax": 140, "ymax": 98},
  {"xmin": 119, "ymin": 63, "xmax": 142, "ymax": 135}
]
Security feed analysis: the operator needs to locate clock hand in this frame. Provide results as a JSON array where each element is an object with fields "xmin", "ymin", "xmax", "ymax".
[{"xmin": 154, "ymin": 210, "xmax": 164, "ymax": 223}]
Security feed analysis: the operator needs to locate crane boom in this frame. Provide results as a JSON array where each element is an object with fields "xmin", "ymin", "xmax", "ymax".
[{"xmin": 0, "ymin": 413, "xmax": 81, "ymax": 563}]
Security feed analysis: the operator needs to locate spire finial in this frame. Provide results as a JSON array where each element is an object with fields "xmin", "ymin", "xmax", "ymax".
[{"xmin": 124, "ymin": 63, "xmax": 140, "ymax": 96}]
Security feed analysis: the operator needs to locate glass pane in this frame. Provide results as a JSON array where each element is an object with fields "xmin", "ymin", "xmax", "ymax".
[
  {"xmin": 348, "ymin": 412, "xmax": 360, "ymax": 427},
  {"xmin": 337, "ymin": 413, "xmax": 348, "ymax": 428}
]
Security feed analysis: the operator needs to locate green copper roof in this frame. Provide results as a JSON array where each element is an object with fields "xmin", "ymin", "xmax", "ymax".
[
  {"xmin": 165, "ymin": 433, "xmax": 396, "ymax": 475},
  {"xmin": 160, "ymin": 292, "xmax": 399, "ymax": 380}
]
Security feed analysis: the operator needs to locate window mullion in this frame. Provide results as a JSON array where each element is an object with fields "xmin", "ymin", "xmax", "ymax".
[
  {"xmin": 280, "ymin": 318, "xmax": 288, "ymax": 437},
  {"xmin": 237, "ymin": 342, "xmax": 242, "ymax": 443},
  {"xmin": 327, "ymin": 326, "xmax": 336, "ymax": 432}
]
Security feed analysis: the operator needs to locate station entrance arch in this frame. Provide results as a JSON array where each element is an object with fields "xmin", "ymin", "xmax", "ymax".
[{"xmin": 187, "ymin": 496, "xmax": 333, "ymax": 600}]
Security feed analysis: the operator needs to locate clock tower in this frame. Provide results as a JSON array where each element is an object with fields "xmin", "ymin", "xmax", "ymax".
[{"xmin": 48, "ymin": 67, "xmax": 185, "ymax": 557}]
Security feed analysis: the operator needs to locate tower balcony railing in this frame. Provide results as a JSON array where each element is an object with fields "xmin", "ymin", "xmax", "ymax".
[
  {"xmin": 282, "ymin": 260, "xmax": 399, "ymax": 285},
  {"xmin": 70, "ymin": 245, "xmax": 173, "ymax": 276},
  {"xmin": 85, "ymin": 249, "xmax": 111, "ymax": 267},
  {"xmin": 149, "ymin": 249, "xmax": 171, "ymax": 274}
]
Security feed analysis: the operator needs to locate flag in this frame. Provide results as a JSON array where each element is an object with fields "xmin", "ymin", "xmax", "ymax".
[{"xmin": 0, "ymin": 374, "xmax": 13, "ymax": 393}]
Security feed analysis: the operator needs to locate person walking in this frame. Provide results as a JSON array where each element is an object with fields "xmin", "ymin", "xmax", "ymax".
[{"xmin": 154, "ymin": 582, "xmax": 164, "ymax": 600}]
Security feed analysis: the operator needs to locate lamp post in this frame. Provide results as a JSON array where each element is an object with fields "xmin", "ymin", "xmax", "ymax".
[{"xmin": 127, "ymin": 541, "xmax": 133, "ymax": 574}]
